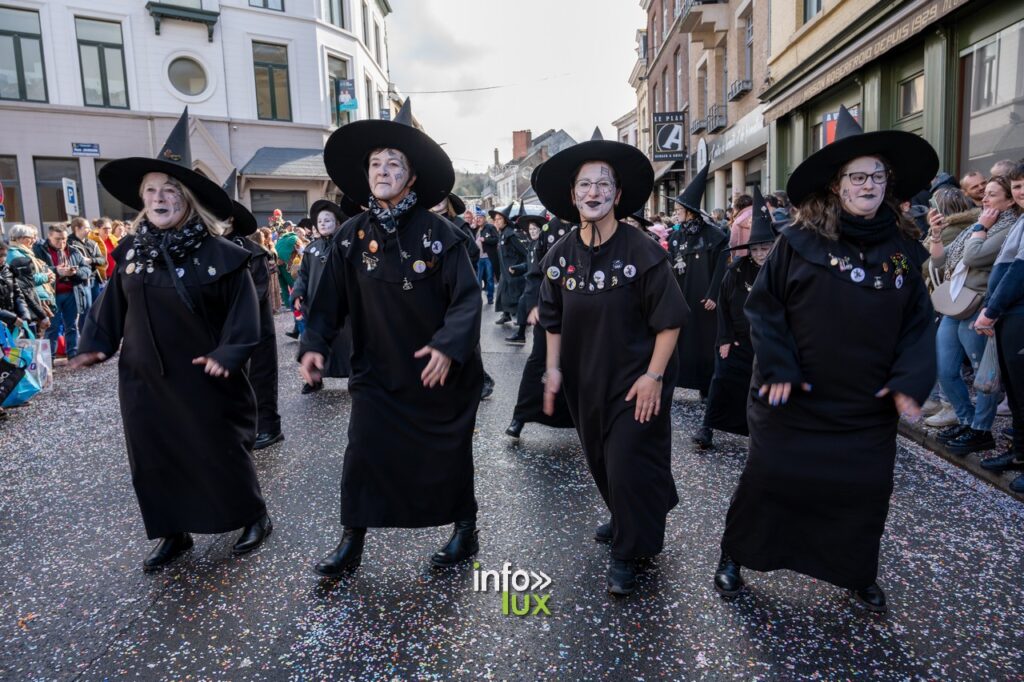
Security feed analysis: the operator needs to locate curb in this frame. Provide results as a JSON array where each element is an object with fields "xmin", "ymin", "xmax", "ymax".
[{"xmin": 899, "ymin": 419, "xmax": 1024, "ymax": 503}]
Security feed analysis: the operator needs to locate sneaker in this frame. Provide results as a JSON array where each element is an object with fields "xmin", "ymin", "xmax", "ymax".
[
  {"xmin": 921, "ymin": 398, "xmax": 944, "ymax": 416},
  {"xmin": 936, "ymin": 424, "xmax": 970, "ymax": 443},
  {"xmin": 924, "ymin": 405, "xmax": 958, "ymax": 427},
  {"xmin": 1010, "ymin": 474, "xmax": 1024, "ymax": 493},
  {"xmin": 945, "ymin": 428, "xmax": 996, "ymax": 456},
  {"xmin": 997, "ymin": 397, "xmax": 1011, "ymax": 417},
  {"xmin": 979, "ymin": 450, "xmax": 1024, "ymax": 472}
]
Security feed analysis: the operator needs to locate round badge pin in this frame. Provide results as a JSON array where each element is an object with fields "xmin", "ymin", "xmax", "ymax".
[
  {"xmin": 126, "ymin": 262, "xmax": 136, "ymax": 274},
  {"xmin": 851, "ymin": 267, "xmax": 865, "ymax": 283},
  {"xmin": 175, "ymin": 268, "xmax": 185, "ymax": 278},
  {"xmin": 588, "ymin": 283, "xmax": 595, "ymax": 291},
  {"xmin": 566, "ymin": 278, "xmax": 577, "ymax": 291},
  {"xmin": 624, "ymin": 264, "xmax": 637, "ymax": 278},
  {"xmin": 358, "ymin": 229, "xmax": 365, "ymax": 239},
  {"xmin": 895, "ymin": 274, "xmax": 904, "ymax": 289},
  {"xmin": 546, "ymin": 266, "xmax": 561, "ymax": 280},
  {"xmin": 593, "ymin": 271, "xmax": 605, "ymax": 283},
  {"xmin": 126, "ymin": 248, "xmax": 135, "ymax": 260},
  {"xmin": 413, "ymin": 260, "xmax": 427, "ymax": 274},
  {"xmin": 548, "ymin": 235, "xmax": 555, "ymax": 243},
  {"xmin": 431, "ymin": 240, "xmax": 443, "ymax": 254},
  {"xmin": 369, "ymin": 240, "xmax": 379, "ymax": 253},
  {"xmin": 559, "ymin": 257, "xmax": 566, "ymax": 267},
  {"xmin": 612, "ymin": 260, "xmax": 624, "ymax": 270},
  {"xmin": 208, "ymin": 266, "xmax": 217, "ymax": 277}
]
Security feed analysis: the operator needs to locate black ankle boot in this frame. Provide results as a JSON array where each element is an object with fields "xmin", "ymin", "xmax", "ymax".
[
  {"xmin": 594, "ymin": 520, "xmax": 613, "ymax": 544},
  {"xmin": 143, "ymin": 532, "xmax": 193, "ymax": 572},
  {"xmin": 692, "ymin": 426, "xmax": 714, "ymax": 449},
  {"xmin": 713, "ymin": 552, "xmax": 744, "ymax": 597},
  {"xmin": 505, "ymin": 419, "xmax": 524, "ymax": 439},
  {"xmin": 233, "ymin": 513, "xmax": 273, "ymax": 555},
  {"xmin": 431, "ymin": 519, "xmax": 479, "ymax": 566},
  {"xmin": 314, "ymin": 527, "xmax": 366, "ymax": 577},
  {"xmin": 607, "ymin": 558, "xmax": 637, "ymax": 596},
  {"xmin": 850, "ymin": 582, "xmax": 887, "ymax": 613}
]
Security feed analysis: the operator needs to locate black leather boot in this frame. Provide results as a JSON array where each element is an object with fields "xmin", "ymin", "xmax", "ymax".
[
  {"xmin": 431, "ymin": 519, "xmax": 479, "ymax": 566},
  {"xmin": 607, "ymin": 558, "xmax": 637, "ymax": 596},
  {"xmin": 254, "ymin": 431, "xmax": 284, "ymax": 450},
  {"xmin": 233, "ymin": 513, "xmax": 273, "ymax": 555},
  {"xmin": 713, "ymin": 552, "xmax": 744, "ymax": 597},
  {"xmin": 692, "ymin": 426, "xmax": 714, "ymax": 449},
  {"xmin": 314, "ymin": 527, "xmax": 366, "ymax": 577},
  {"xmin": 301, "ymin": 381, "xmax": 324, "ymax": 395},
  {"xmin": 143, "ymin": 533, "xmax": 193, "ymax": 572},
  {"xmin": 594, "ymin": 520, "xmax": 613, "ymax": 544},
  {"xmin": 850, "ymin": 582, "xmax": 887, "ymax": 614},
  {"xmin": 505, "ymin": 419, "xmax": 524, "ymax": 439}
]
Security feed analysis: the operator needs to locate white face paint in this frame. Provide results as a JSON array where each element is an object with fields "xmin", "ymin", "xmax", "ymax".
[
  {"xmin": 834, "ymin": 156, "xmax": 887, "ymax": 218},
  {"xmin": 672, "ymin": 205, "xmax": 689, "ymax": 225},
  {"xmin": 528, "ymin": 223, "xmax": 542, "ymax": 240},
  {"xmin": 368, "ymin": 148, "xmax": 416, "ymax": 204},
  {"xmin": 141, "ymin": 172, "xmax": 190, "ymax": 229},
  {"xmin": 749, "ymin": 243, "xmax": 771, "ymax": 266},
  {"xmin": 571, "ymin": 161, "xmax": 620, "ymax": 223},
  {"xmin": 430, "ymin": 199, "xmax": 447, "ymax": 215},
  {"xmin": 317, "ymin": 210, "xmax": 338, "ymax": 237}
]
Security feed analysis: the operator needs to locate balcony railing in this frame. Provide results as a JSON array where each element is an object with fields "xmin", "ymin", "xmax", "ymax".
[
  {"xmin": 706, "ymin": 103, "xmax": 727, "ymax": 132},
  {"xmin": 690, "ymin": 118, "xmax": 707, "ymax": 134},
  {"xmin": 681, "ymin": 0, "xmax": 728, "ymax": 33},
  {"xmin": 728, "ymin": 78, "xmax": 752, "ymax": 101}
]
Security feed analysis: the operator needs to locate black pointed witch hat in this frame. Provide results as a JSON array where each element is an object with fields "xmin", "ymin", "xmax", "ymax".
[
  {"xmin": 447, "ymin": 193, "xmax": 466, "ymax": 216},
  {"xmin": 309, "ymin": 199, "xmax": 348, "ymax": 227},
  {"xmin": 488, "ymin": 201, "xmax": 515, "ymax": 225},
  {"xmin": 672, "ymin": 163, "xmax": 710, "ymax": 215},
  {"xmin": 221, "ymin": 168, "xmax": 258, "ymax": 237},
  {"xmin": 786, "ymin": 104, "xmax": 938, "ymax": 206},
  {"xmin": 727, "ymin": 186, "xmax": 776, "ymax": 251},
  {"xmin": 98, "ymin": 107, "xmax": 232, "ymax": 220},
  {"xmin": 631, "ymin": 209, "xmax": 652, "ymax": 228},
  {"xmin": 323, "ymin": 98, "xmax": 455, "ymax": 208},
  {"xmin": 590, "ymin": 126, "xmax": 604, "ymax": 141},
  {"xmin": 515, "ymin": 200, "xmax": 546, "ymax": 229}
]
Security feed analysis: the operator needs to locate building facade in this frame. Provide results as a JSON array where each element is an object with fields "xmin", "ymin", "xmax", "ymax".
[
  {"xmin": 0, "ymin": 0, "xmax": 393, "ymax": 229},
  {"xmin": 763, "ymin": 0, "xmax": 1024, "ymax": 193},
  {"xmin": 488, "ymin": 128, "xmax": 576, "ymax": 207}
]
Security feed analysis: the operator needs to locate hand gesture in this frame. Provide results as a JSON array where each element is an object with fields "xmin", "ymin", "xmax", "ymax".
[
  {"xmin": 414, "ymin": 345, "xmax": 451, "ymax": 388},
  {"xmin": 527, "ymin": 307, "xmax": 540, "ymax": 326},
  {"xmin": 193, "ymin": 355, "xmax": 230, "ymax": 378},
  {"xmin": 542, "ymin": 368, "xmax": 562, "ymax": 416},
  {"xmin": 719, "ymin": 342, "xmax": 735, "ymax": 360},
  {"xmin": 299, "ymin": 352, "xmax": 324, "ymax": 385},
  {"xmin": 978, "ymin": 207, "xmax": 999, "ymax": 230},
  {"xmin": 625, "ymin": 374, "xmax": 662, "ymax": 423},
  {"xmin": 702, "ymin": 298, "xmax": 717, "ymax": 311},
  {"xmin": 973, "ymin": 309, "xmax": 997, "ymax": 337},
  {"xmin": 758, "ymin": 381, "xmax": 812, "ymax": 406},
  {"xmin": 875, "ymin": 387, "xmax": 921, "ymax": 419}
]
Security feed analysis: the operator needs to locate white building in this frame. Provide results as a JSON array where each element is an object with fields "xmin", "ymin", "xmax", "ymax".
[{"xmin": 0, "ymin": 0, "xmax": 393, "ymax": 228}]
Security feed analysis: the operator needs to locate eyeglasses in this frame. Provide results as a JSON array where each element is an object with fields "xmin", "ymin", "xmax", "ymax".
[
  {"xmin": 574, "ymin": 180, "xmax": 616, "ymax": 194},
  {"xmin": 841, "ymin": 171, "xmax": 889, "ymax": 186}
]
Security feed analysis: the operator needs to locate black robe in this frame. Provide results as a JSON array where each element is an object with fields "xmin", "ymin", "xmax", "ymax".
[
  {"xmin": 667, "ymin": 222, "xmax": 728, "ymax": 392},
  {"xmin": 292, "ymin": 237, "xmax": 353, "ymax": 378},
  {"xmin": 496, "ymin": 228, "xmax": 529, "ymax": 316},
  {"xmin": 722, "ymin": 221, "xmax": 936, "ymax": 589},
  {"xmin": 299, "ymin": 206, "xmax": 483, "ymax": 528},
  {"xmin": 703, "ymin": 256, "xmax": 759, "ymax": 436},
  {"xmin": 539, "ymin": 224, "xmax": 688, "ymax": 560},
  {"xmin": 79, "ymin": 234, "xmax": 266, "ymax": 539},
  {"xmin": 231, "ymin": 236, "xmax": 281, "ymax": 434},
  {"xmin": 512, "ymin": 224, "xmax": 573, "ymax": 428}
]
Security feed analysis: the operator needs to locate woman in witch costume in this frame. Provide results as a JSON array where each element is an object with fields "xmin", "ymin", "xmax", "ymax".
[
  {"xmin": 714, "ymin": 105, "xmax": 938, "ymax": 614},
  {"xmin": 692, "ymin": 187, "xmax": 775, "ymax": 449},
  {"xmin": 292, "ymin": 199, "xmax": 353, "ymax": 394},
  {"xmin": 299, "ymin": 99, "xmax": 484, "ymax": 576},
  {"xmin": 536, "ymin": 140, "xmax": 688, "ymax": 595},
  {"xmin": 504, "ymin": 202, "xmax": 545, "ymax": 345},
  {"xmin": 668, "ymin": 164, "xmax": 729, "ymax": 399},
  {"xmin": 72, "ymin": 148, "xmax": 272, "ymax": 572}
]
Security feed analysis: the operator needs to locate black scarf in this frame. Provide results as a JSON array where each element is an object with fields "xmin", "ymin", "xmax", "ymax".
[
  {"xmin": 129, "ymin": 217, "xmax": 209, "ymax": 313},
  {"xmin": 368, "ymin": 191, "xmax": 418, "ymax": 235},
  {"xmin": 682, "ymin": 218, "xmax": 704, "ymax": 236},
  {"xmin": 838, "ymin": 206, "xmax": 898, "ymax": 246}
]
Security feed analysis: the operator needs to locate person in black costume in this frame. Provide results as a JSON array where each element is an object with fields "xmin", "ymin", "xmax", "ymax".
[
  {"xmin": 667, "ymin": 164, "xmax": 728, "ymax": 399},
  {"xmin": 504, "ymin": 202, "xmax": 543, "ymax": 345},
  {"xmin": 692, "ymin": 186, "xmax": 775, "ymax": 448},
  {"xmin": 222, "ymin": 169, "xmax": 283, "ymax": 450},
  {"xmin": 714, "ymin": 105, "xmax": 938, "ymax": 614},
  {"xmin": 292, "ymin": 199, "xmax": 354, "ymax": 394},
  {"xmin": 490, "ymin": 202, "xmax": 523, "ymax": 324},
  {"xmin": 299, "ymin": 99, "xmax": 484, "ymax": 576},
  {"xmin": 536, "ymin": 140, "xmax": 688, "ymax": 596},
  {"xmin": 72, "ymin": 109, "xmax": 272, "ymax": 571},
  {"xmin": 505, "ymin": 206, "xmax": 574, "ymax": 439}
]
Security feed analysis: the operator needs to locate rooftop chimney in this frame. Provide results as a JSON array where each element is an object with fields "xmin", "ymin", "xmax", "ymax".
[
  {"xmin": 512, "ymin": 130, "xmax": 532, "ymax": 160},
  {"xmin": 494, "ymin": 148, "xmax": 500, "ymax": 166}
]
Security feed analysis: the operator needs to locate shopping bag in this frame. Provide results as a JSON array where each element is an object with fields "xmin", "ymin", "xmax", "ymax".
[
  {"xmin": 1, "ymin": 337, "xmax": 40, "ymax": 407},
  {"xmin": 13, "ymin": 323, "xmax": 52, "ymax": 392},
  {"xmin": 0, "ymin": 359, "xmax": 26, "ymax": 406},
  {"xmin": 973, "ymin": 336, "xmax": 1001, "ymax": 395}
]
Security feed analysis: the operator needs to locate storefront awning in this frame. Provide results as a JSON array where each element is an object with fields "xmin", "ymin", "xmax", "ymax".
[
  {"xmin": 653, "ymin": 160, "xmax": 686, "ymax": 183},
  {"xmin": 240, "ymin": 147, "xmax": 328, "ymax": 180}
]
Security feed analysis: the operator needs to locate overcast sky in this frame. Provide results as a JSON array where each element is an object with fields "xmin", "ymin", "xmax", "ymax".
[{"xmin": 387, "ymin": 1, "xmax": 646, "ymax": 174}]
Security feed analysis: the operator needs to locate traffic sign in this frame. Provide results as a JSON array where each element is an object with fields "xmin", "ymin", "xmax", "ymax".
[{"xmin": 62, "ymin": 177, "xmax": 80, "ymax": 217}]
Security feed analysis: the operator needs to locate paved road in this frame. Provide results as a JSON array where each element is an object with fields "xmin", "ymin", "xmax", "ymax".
[{"xmin": 2, "ymin": 308, "xmax": 1023, "ymax": 680}]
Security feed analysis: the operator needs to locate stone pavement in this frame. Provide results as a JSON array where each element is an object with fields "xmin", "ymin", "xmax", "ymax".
[{"xmin": 1, "ymin": 310, "xmax": 1022, "ymax": 680}]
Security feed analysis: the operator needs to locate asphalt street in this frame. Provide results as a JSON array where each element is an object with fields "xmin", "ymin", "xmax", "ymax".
[{"xmin": 1, "ymin": 306, "xmax": 1023, "ymax": 680}]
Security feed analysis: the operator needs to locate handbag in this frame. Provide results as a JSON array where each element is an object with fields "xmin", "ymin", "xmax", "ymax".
[
  {"xmin": 931, "ymin": 261, "xmax": 982, "ymax": 320},
  {"xmin": 973, "ymin": 336, "xmax": 1001, "ymax": 394},
  {"xmin": 1, "ymin": 325, "xmax": 41, "ymax": 407},
  {"xmin": 13, "ymin": 322, "xmax": 52, "ymax": 392}
]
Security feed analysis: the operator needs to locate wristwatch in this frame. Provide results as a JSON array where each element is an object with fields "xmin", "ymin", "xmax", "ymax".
[
  {"xmin": 645, "ymin": 371, "xmax": 664, "ymax": 382},
  {"xmin": 972, "ymin": 223, "xmax": 988, "ymax": 232}
]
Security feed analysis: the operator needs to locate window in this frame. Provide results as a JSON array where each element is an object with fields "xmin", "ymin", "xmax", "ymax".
[
  {"xmin": 328, "ymin": 55, "xmax": 351, "ymax": 127},
  {"xmin": 653, "ymin": 82, "xmax": 660, "ymax": 114},
  {"xmin": 253, "ymin": 42, "xmax": 291, "ymax": 121},
  {"xmin": 744, "ymin": 13, "xmax": 754, "ymax": 80},
  {"xmin": 663, "ymin": 67, "xmax": 670, "ymax": 112},
  {"xmin": 365, "ymin": 75, "xmax": 374, "ymax": 118},
  {"xmin": 897, "ymin": 73, "xmax": 924, "ymax": 119},
  {"xmin": 674, "ymin": 48, "xmax": 683, "ymax": 109},
  {"xmin": 323, "ymin": 0, "xmax": 345, "ymax": 27},
  {"xmin": 362, "ymin": 2, "xmax": 370, "ymax": 45},
  {"xmin": 34, "ymin": 158, "xmax": 83, "ymax": 224},
  {"xmin": 0, "ymin": 156, "xmax": 23, "ymax": 223},
  {"xmin": 250, "ymin": 189, "xmax": 306, "ymax": 228},
  {"xmin": 250, "ymin": 0, "xmax": 284, "ymax": 10},
  {"xmin": 75, "ymin": 17, "xmax": 128, "ymax": 109},
  {"xmin": 0, "ymin": 6, "xmax": 46, "ymax": 102},
  {"xmin": 168, "ymin": 57, "xmax": 207, "ymax": 96},
  {"xmin": 378, "ymin": 90, "xmax": 387, "ymax": 118},
  {"xmin": 663, "ymin": 2, "xmax": 669, "ymax": 36},
  {"xmin": 697, "ymin": 64, "xmax": 707, "ymax": 114},
  {"xmin": 721, "ymin": 46, "xmax": 728, "ymax": 105},
  {"xmin": 675, "ymin": 0, "xmax": 682, "ymax": 18},
  {"xmin": 959, "ymin": 20, "xmax": 1024, "ymax": 174},
  {"xmin": 374, "ymin": 22, "xmax": 382, "ymax": 64},
  {"xmin": 804, "ymin": 0, "xmax": 822, "ymax": 23},
  {"xmin": 94, "ymin": 160, "xmax": 136, "ymax": 220}
]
